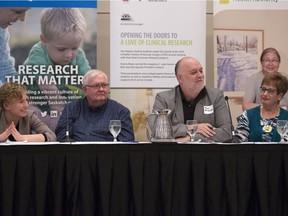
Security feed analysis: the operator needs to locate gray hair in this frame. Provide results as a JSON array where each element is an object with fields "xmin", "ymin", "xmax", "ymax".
[{"xmin": 82, "ymin": 70, "xmax": 108, "ymax": 85}]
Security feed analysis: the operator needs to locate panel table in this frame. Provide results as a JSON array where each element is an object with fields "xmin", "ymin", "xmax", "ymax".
[{"xmin": 0, "ymin": 142, "xmax": 287, "ymax": 216}]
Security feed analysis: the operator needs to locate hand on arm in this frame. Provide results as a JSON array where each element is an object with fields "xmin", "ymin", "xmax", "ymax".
[
  {"xmin": 1, "ymin": 122, "xmax": 46, "ymax": 142},
  {"xmin": 175, "ymin": 134, "xmax": 190, "ymax": 142},
  {"xmin": 0, "ymin": 122, "xmax": 30, "ymax": 142},
  {"xmin": 11, "ymin": 128, "xmax": 45, "ymax": 142},
  {"xmin": 21, "ymin": 134, "xmax": 45, "ymax": 142},
  {"xmin": 197, "ymin": 123, "xmax": 216, "ymax": 138},
  {"xmin": 175, "ymin": 123, "xmax": 216, "ymax": 142}
]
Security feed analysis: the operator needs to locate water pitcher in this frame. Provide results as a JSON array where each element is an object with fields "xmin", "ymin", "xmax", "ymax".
[{"xmin": 146, "ymin": 109, "xmax": 174, "ymax": 141}]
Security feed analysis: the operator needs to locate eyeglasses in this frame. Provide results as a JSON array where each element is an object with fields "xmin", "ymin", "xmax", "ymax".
[
  {"xmin": 85, "ymin": 83, "xmax": 109, "ymax": 90},
  {"xmin": 260, "ymin": 86, "xmax": 277, "ymax": 95},
  {"xmin": 262, "ymin": 59, "xmax": 280, "ymax": 65}
]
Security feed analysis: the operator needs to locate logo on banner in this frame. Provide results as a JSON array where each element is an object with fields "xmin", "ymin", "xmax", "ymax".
[
  {"xmin": 220, "ymin": 0, "xmax": 230, "ymax": 4},
  {"xmin": 121, "ymin": 14, "xmax": 134, "ymax": 21},
  {"xmin": 40, "ymin": 111, "xmax": 47, "ymax": 117},
  {"xmin": 50, "ymin": 110, "xmax": 58, "ymax": 118}
]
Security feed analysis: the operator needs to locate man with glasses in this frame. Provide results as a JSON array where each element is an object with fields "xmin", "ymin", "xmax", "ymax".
[
  {"xmin": 55, "ymin": 69, "xmax": 135, "ymax": 142},
  {"xmin": 242, "ymin": 47, "xmax": 288, "ymax": 111}
]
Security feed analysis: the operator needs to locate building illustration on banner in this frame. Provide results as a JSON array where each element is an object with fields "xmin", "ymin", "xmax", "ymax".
[{"xmin": 214, "ymin": 29, "xmax": 263, "ymax": 94}]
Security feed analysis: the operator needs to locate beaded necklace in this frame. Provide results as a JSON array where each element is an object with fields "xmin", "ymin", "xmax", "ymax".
[{"xmin": 260, "ymin": 106, "xmax": 280, "ymax": 133}]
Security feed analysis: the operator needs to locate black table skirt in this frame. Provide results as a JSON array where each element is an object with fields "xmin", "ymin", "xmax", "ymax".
[{"xmin": 0, "ymin": 143, "xmax": 287, "ymax": 216}]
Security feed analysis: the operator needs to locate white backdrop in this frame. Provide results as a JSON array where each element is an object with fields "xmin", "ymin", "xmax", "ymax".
[{"xmin": 110, "ymin": 0, "xmax": 206, "ymax": 88}]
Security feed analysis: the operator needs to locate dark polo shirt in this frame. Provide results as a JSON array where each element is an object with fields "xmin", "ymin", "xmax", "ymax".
[{"xmin": 180, "ymin": 87, "xmax": 207, "ymax": 123}]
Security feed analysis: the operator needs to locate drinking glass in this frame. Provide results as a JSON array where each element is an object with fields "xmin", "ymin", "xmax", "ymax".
[
  {"xmin": 186, "ymin": 120, "xmax": 198, "ymax": 142},
  {"xmin": 109, "ymin": 120, "xmax": 121, "ymax": 142},
  {"xmin": 276, "ymin": 120, "xmax": 288, "ymax": 143}
]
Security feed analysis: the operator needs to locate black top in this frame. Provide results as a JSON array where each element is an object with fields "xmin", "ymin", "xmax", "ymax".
[{"xmin": 180, "ymin": 86, "xmax": 207, "ymax": 122}]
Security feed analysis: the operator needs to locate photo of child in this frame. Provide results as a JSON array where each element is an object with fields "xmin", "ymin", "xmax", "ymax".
[{"xmin": 9, "ymin": 8, "xmax": 97, "ymax": 131}]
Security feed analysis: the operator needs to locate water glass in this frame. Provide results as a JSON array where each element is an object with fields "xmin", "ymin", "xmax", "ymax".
[
  {"xmin": 109, "ymin": 120, "xmax": 121, "ymax": 142},
  {"xmin": 186, "ymin": 120, "xmax": 198, "ymax": 142},
  {"xmin": 276, "ymin": 120, "xmax": 288, "ymax": 143}
]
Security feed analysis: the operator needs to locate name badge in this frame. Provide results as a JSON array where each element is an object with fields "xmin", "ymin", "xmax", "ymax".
[{"xmin": 204, "ymin": 105, "xmax": 214, "ymax": 114}]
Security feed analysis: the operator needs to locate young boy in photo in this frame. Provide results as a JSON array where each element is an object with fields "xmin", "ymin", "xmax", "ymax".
[{"xmin": 22, "ymin": 8, "xmax": 91, "ymax": 130}]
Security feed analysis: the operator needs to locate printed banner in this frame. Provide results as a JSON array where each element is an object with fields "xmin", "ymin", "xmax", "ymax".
[
  {"xmin": 213, "ymin": 0, "xmax": 288, "ymax": 129},
  {"xmin": 2, "ymin": 1, "xmax": 97, "ymax": 131},
  {"xmin": 110, "ymin": 0, "xmax": 206, "ymax": 88},
  {"xmin": 214, "ymin": 0, "xmax": 287, "ymax": 14},
  {"xmin": 213, "ymin": 0, "xmax": 288, "ymax": 96}
]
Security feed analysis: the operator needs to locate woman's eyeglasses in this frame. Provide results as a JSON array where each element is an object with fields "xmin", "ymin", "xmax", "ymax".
[
  {"xmin": 260, "ymin": 86, "xmax": 277, "ymax": 95},
  {"xmin": 262, "ymin": 59, "xmax": 280, "ymax": 65}
]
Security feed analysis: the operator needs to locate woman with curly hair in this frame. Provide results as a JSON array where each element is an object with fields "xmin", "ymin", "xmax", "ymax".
[{"xmin": 0, "ymin": 82, "xmax": 56, "ymax": 142}]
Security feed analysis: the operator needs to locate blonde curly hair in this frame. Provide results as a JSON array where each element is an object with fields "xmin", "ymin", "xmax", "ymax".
[{"xmin": 0, "ymin": 83, "xmax": 27, "ymax": 110}]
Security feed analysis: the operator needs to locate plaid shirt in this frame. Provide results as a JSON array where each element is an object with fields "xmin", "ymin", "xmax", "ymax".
[{"xmin": 55, "ymin": 98, "xmax": 135, "ymax": 142}]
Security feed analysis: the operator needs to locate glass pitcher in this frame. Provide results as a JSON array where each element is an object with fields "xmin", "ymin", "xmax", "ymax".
[{"xmin": 146, "ymin": 109, "xmax": 174, "ymax": 141}]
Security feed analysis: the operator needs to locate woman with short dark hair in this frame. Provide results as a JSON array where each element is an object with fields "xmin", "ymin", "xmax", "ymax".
[{"xmin": 235, "ymin": 72, "xmax": 288, "ymax": 142}]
